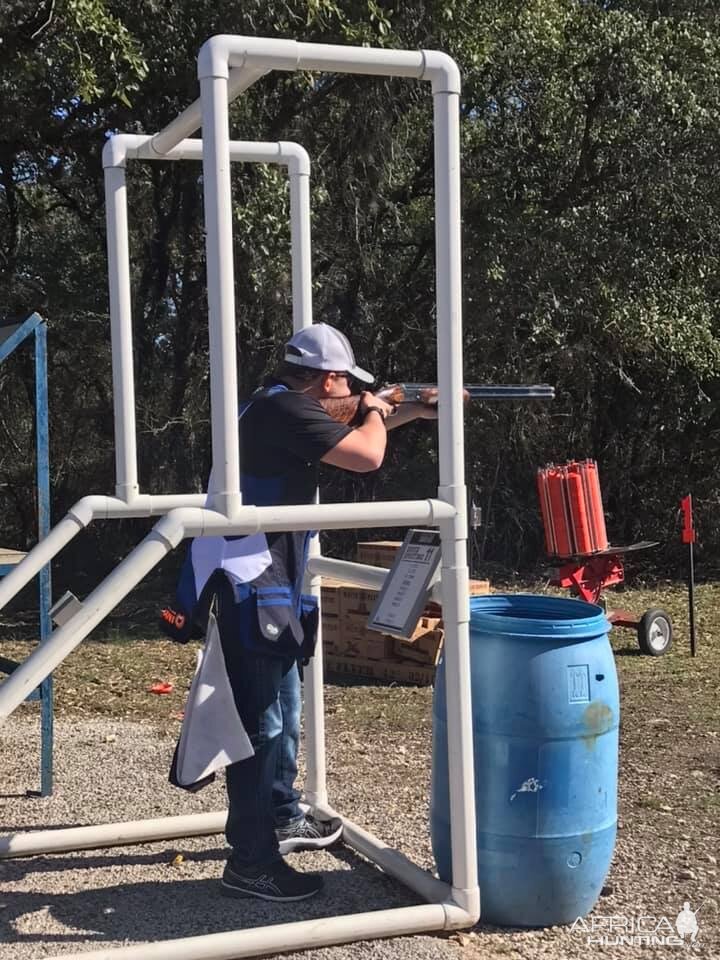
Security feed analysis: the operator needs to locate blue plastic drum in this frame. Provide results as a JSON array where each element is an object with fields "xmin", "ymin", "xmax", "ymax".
[{"xmin": 431, "ymin": 594, "xmax": 618, "ymax": 927}]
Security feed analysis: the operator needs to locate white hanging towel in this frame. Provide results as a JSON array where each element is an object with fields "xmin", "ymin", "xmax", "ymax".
[
  {"xmin": 173, "ymin": 610, "xmax": 254, "ymax": 788},
  {"xmin": 189, "ymin": 532, "xmax": 272, "ymax": 596}
]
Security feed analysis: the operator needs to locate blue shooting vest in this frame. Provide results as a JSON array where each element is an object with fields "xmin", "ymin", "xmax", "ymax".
[{"xmin": 163, "ymin": 384, "xmax": 319, "ymax": 660}]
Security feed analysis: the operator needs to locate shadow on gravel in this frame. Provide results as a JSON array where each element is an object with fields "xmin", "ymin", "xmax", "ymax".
[
  {"xmin": 0, "ymin": 848, "xmax": 418, "ymax": 949},
  {"xmin": 1, "ymin": 846, "xmax": 227, "ymax": 877}
]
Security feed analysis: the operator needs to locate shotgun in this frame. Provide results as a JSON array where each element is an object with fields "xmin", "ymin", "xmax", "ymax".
[{"xmin": 320, "ymin": 383, "xmax": 555, "ymax": 425}]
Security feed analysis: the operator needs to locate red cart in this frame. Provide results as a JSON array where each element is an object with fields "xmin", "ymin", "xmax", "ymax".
[{"xmin": 537, "ymin": 460, "xmax": 672, "ymax": 656}]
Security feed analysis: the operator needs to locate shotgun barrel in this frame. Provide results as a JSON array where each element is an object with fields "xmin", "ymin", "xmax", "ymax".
[
  {"xmin": 398, "ymin": 383, "xmax": 555, "ymax": 402},
  {"xmin": 320, "ymin": 382, "xmax": 555, "ymax": 425}
]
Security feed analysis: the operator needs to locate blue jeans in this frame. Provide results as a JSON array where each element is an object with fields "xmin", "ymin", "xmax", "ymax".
[
  {"xmin": 274, "ymin": 661, "xmax": 303, "ymax": 826},
  {"xmin": 219, "ymin": 586, "xmax": 304, "ymax": 867}
]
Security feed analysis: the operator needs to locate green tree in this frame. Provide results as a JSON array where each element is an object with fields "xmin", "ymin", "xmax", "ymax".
[{"xmin": 2, "ymin": 0, "xmax": 720, "ymax": 581}]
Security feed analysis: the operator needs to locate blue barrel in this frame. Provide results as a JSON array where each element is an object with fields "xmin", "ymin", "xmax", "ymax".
[{"xmin": 431, "ymin": 594, "xmax": 618, "ymax": 927}]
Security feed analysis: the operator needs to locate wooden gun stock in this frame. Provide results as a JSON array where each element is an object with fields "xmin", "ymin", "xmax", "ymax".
[{"xmin": 319, "ymin": 383, "xmax": 554, "ymax": 425}]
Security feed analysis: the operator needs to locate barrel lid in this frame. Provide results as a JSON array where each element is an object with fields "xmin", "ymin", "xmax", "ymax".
[{"xmin": 469, "ymin": 593, "xmax": 610, "ymax": 640}]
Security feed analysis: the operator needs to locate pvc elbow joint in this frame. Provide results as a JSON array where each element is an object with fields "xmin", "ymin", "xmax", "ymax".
[
  {"xmin": 279, "ymin": 141, "xmax": 310, "ymax": 177},
  {"xmin": 102, "ymin": 134, "xmax": 134, "ymax": 169},
  {"xmin": 67, "ymin": 496, "xmax": 103, "ymax": 527},
  {"xmin": 198, "ymin": 35, "xmax": 299, "ymax": 80},
  {"xmin": 421, "ymin": 51, "xmax": 461, "ymax": 95},
  {"xmin": 198, "ymin": 35, "xmax": 234, "ymax": 80},
  {"xmin": 102, "ymin": 134, "xmax": 155, "ymax": 168}
]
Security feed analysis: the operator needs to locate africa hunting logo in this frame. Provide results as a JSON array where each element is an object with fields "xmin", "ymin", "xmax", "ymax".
[{"xmin": 571, "ymin": 901, "xmax": 702, "ymax": 948}]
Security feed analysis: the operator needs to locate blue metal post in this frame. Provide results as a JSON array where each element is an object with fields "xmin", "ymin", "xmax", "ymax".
[
  {"xmin": 35, "ymin": 322, "xmax": 53, "ymax": 796},
  {"xmin": 0, "ymin": 311, "xmax": 53, "ymax": 795}
]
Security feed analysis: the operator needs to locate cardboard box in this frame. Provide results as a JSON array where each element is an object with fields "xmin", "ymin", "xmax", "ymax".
[
  {"xmin": 356, "ymin": 541, "xmax": 403, "ymax": 569},
  {"xmin": 318, "ymin": 577, "xmax": 379, "ymax": 617},
  {"xmin": 323, "ymin": 653, "xmax": 435, "ymax": 686},
  {"xmin": 321, "ymin": 615, "xmax": 341, "ymax": 651},
  {"xmin": 320, "ymin": 577, "xmax": 346, "ymax": 617},
  {"xmin": 405, "ymin": 614, "xmax": 442, "ymax": 641},
  {"xmin": 342, "ymin": 610, "xmax": 441, "ymax": 641},
  {"xmin": 338, "ymin": 611, "xmax": 438, "ymax": 661},
  {"xmin": 394, "ymin": 628, "xmax": 445, "ymax": 666},
  {"xmin": 361, "ymin": 634, "xmax": 396, "ymax": 660},
  {"xmin": 324, "ymin": 570, "xmax": 489, "ymax": 619},
  {"xmin": 333, "ymin": 636, "xmax": 362, "ymax": 657},
  {"xmin": 469, "ymin": 578, "xmax": 491, "ymax": 595},
  {"xmin": 425, "ymin": 579, "xmax": 491, "ymax": 617},
  {"xmin": 341, "ymin": 610, "xmax": 373, "ymax": 635},
  {"xmin": 322, "ymin": 613, "xmax": 387, "ymax": 658},
  {"xmin": 339, "ymin": 584, "xmax": 380, "ymax": 618}
]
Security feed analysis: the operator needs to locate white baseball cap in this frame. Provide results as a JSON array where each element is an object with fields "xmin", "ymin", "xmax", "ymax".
[{"xmin": 284, "ymin": 323, "xmax": 374, "ymax": 384}]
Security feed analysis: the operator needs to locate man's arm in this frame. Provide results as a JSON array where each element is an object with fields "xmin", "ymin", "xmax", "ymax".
[
  {"xmin": 385, "ymin": 401, "xmax": 438, "ymax": 431},
  {"xmin": 321, "ymin": 393, "xmax": 394, "ymax": 472}
]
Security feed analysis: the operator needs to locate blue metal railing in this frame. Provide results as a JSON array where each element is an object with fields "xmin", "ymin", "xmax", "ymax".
[{"xmin": 0, "ymin": 311, "xmax": 53, "ymax": 796}]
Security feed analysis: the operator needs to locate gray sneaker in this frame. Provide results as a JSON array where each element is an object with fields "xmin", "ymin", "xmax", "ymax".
[
  {"xmin": 221, "ymin": 857, "xmax": 323, "ymax": 901},
  {"xmin": 276, "ymin": 814, "xmax": 343, "ymax": 854}
]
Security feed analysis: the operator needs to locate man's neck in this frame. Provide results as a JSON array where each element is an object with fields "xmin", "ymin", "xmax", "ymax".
[{"xmin": 280, "ymin": 375, "xmax": 321, "ymax": 398}]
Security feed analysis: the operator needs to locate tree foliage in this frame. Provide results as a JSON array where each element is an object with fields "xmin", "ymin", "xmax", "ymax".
[{"xmin": 1, "ymin": 0, "xmax": 719, "ymax": 585}]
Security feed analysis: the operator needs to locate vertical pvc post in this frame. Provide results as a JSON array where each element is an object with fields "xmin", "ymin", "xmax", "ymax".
[
  {"xmin": 200, "ymin": 73, "xmax": 241, "ymax": 517},
  {"xmin": 287, "ymin": 149, "xmax": 328, "ymax": 805},
  {"xmin": 303, "ymin": 537, "xmax": 327, "ymax": 807},
  {"xmin": 104, "ymin": 165, "xmax": 140, "ymax": 502},
  {"xmin": 287, "ymin": 152, "xmax": 313, "ymax": 333},
  {"xmin": 432, "ymin": 79, "xmax": 478, "ymax": 915},
  {"xmin": 35, "ymin": 321, "xmax": 53, "ymax": 796}
]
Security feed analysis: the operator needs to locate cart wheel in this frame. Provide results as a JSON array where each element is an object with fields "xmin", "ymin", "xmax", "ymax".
[{"xmin": 637, "ymin": 608, "xmax": 673, "ymax": 656}]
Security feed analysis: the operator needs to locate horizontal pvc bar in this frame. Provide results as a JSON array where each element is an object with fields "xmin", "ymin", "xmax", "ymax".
[
  {"xmin": 0, "ymin": 494, "xmax": 206, "ymax": 613},
  {"xmin": 306, "ymin": 556, "xmax": 388, "ymax": 590},
  {"xmin": 112, "ymin": 135, "xmax": 309, "ymax": 173},
  {"xmin": 0, "ymin": 495, "xmax": 448, "ymax": 613},
  {"xmin": 184, "ymin": 499, "xmax": 456, "ymax": 537},
  {"xmin": 0, "ymin": 811, "xmax": 227, "ymax": 859},
  {"xmin": 47, "ymin": 903, "xmax": 452, "ymax": 960},
  {"xmin": 0, "ymin": 804, "xmax": 447, "ymax": 910},
  {"xmin": 295, "ymin": 41, "xmax": 425, "ymax": 77},
  {"xmin": 199, "ymin": 36, "xmax": 459, "ymax": 89},
  {"xmin": 302, "ymin": 555, "xmax": 443, "ymax": 603},
  {"xmin": 0, "ymin": 500, "xmax": 454, "ymax": 721}
]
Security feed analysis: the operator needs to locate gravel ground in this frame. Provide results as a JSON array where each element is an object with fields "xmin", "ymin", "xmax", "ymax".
[
  {"xmin": 1, "ymin": 649, "xmax": 718, "ymax": 960},
  {"xmin": 1, "ymin": 716, "xmax": 458, "ymax": 960}
]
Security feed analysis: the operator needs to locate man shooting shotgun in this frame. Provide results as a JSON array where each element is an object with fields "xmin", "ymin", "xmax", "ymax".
[
  {"xmin": 320, "ymin": 382, "xmax": 556, "ymax": 426},
  {"xmin": 163, "ymin": 322, "xmax": 553, "ymax": 902}
]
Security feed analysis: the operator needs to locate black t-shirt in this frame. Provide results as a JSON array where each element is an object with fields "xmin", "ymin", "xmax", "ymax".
[{"xmin": 239, "ymin": 380, "xmax": 351, "ymax": 506}]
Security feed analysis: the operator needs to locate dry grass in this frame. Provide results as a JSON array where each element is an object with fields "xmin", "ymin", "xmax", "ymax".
[{"xmin": 2, "ymin": 581, "xmax": 718, "ymax": 732}]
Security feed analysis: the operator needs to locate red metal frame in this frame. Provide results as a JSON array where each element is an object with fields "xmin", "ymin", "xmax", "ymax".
[
  {"xmin": 549, "ymin": 551, "xmax": 646, "ymax": 629},
  {"xmin": 552, "ymin": 553, "xmax": 624, "ymax": 605}
]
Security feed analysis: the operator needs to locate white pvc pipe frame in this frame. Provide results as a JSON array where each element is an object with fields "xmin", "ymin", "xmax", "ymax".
[
  {"xmin": 0, "ymin": 35, "xmax": 479, "ymax": 958},
  {"xmin": 0, "ymin": 133, "xmax": 312, "ymax": 609}
]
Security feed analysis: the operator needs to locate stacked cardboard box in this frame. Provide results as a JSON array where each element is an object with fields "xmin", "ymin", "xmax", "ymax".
[
  {"xmin": 393, "ymin": 616, "xmax": 445, "ymax": 666},
  {"xmin": 356, "ymin": 541, "xmax": 404, "ymax": 569},
  {"xmin": 320, "ymin": 541, "xmax": 491, "ymax": 684}
]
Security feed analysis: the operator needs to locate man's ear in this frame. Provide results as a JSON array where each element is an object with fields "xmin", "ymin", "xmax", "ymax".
[{"xmin": 318, "ymin": 372, "xmax": 335, "ymax": 395}]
